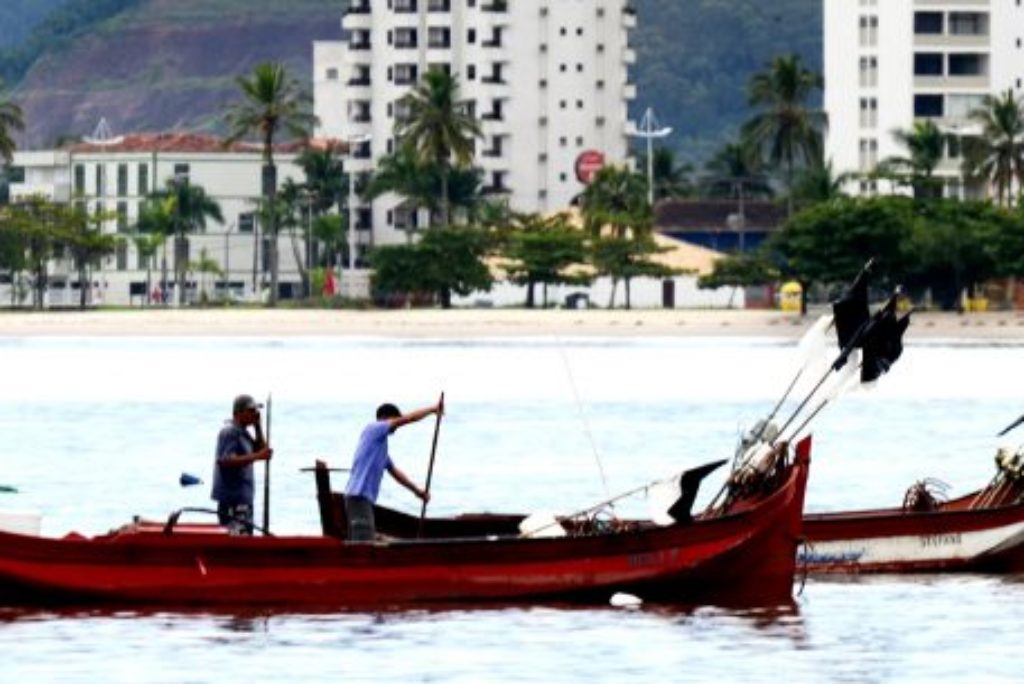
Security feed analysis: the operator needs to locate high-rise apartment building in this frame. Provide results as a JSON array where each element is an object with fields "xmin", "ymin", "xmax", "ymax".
[
  {"xmin": 323, "ymin": 0, "xmax": 637, "ymax": 256},
  {"xmin": 825, "ymin": 0, "xmax": 1024, "ymax": 198}
]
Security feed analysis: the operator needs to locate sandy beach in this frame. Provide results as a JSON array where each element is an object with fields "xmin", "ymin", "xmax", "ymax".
[{"xmin": 0, "ymin": 308, "xmax": 1022, "ymax": 339}]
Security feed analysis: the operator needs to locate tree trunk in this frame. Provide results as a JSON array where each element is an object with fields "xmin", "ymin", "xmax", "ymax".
[
  {"xmin": 440, "ymin": 287, "xmax": 451, "ymax": 309},
  {"xmin": 78, "ymin": 265, "xmax": 87, "ymax": 310},
  {"xmin": 288, "ymin": 226, "xmax": 307, "ymax": 298},
  {"xmin": 440, "ymin": 168, "xmax": 450, "ymax": 229},
  {"xmin": 176, "ymin": 234, "xmax": 187, "ymax": 307},
  {"xmin": 526, "ymin": 280, "xmax": 535, "ymax": 308},
  {"xmin": 625, "ymin": 278, "xmax": 632, "ymax": 310},
  {"xmin": 608, "ymin": 278, "xmax": 619, "ymax": 309},
  {"xmin": 34, "ymin": 260, "xmax": 45, "ymax": 311}
]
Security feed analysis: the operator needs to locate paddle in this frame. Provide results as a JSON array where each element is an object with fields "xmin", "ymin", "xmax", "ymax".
[
  {"xmin": 263, "ymin": 393, "xmax": 273, "ymax": 535},
  {"xmin": 0, "ymin": 485, "xmax": 18, "ymax": 494},
  {"xmin": 418, "ymin": 392, "xmax": 445, "ymax": 538}
]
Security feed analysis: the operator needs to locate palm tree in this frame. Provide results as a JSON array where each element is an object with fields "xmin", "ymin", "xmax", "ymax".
[
  {"xmin": 701, "ymin": 141, "xmax": 774, "ymax": 199},
  {"xmin": 742, "ymin": 54, "xmax": 826, "ymax": 215},
  {"xmin": 134, "ymin": 197, "xmax": 175, "ymax": 304},
  {"xmin": 963, "ymin": 90, "xmax": 1024, "ymax": 207},
  {"xmin": 649, "ymin": 147, "xmax": 693, "ymax": 200},
  {"xmin": 150, "ymin": 180, "xmax": 224, "ymax": 306},
  {"xmin": 395, "ymin": 69, "xmax": 481, "ymax": 228},
  {"xmin": 0, "ymin": 80, "xmax": 25, "ymax": 165},
  {"xmin": 224, "ymin": 62, "xmax": 316, "ymax": 305},
  {"xmin": 882, "ymin": 120, "xmax": 946, "ymax": 198},
  {"xmin": 790, "ymin": 161, "xmax": 849, "ymax": 208}
]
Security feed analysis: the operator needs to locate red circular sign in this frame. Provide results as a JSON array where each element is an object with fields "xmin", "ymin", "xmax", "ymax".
[{"xmin": 575, "ymin": 150, "xmax": 606, "ymax": 184}]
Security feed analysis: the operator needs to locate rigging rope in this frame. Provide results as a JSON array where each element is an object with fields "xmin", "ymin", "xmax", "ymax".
[{"xmin": 556, "ymin": 338, "xmax": 613, "ymax": 503}]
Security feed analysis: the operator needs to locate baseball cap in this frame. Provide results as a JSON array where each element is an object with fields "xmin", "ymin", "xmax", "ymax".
[{"xmin": 233, "ymin": 394, "xmax": 264, "ymax": 414}]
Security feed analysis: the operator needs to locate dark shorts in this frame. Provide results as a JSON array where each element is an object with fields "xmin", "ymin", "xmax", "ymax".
[
  {"xmin": 217, "ymin": 502, "xmax": 254, "ymax": 536},
  {"xmin": 344, "ymin": 495, "xmax": 376, "ymax": 542}
]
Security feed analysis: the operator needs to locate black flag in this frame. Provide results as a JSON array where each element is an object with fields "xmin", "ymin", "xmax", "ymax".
[
  {"xmin": 832, "ymin": 260, "xmax": 873, "ymax": 350},
  {"xmin": 860, "ymin": 294, "xmax": 912, "ymax": 383}
]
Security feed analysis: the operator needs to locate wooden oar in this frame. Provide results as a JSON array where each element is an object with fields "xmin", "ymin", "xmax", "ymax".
[
  {"xmin": 418, "ymin": 392, "xmax": 445, "ymax": 538},
  {"xmin": 262, "ymin": 393, "xmax": 272, "ymax": 535}
]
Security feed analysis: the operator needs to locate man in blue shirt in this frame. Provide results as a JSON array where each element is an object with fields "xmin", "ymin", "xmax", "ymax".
[
  {"xmin": 345, "ymin": 399, "xmax": 442, "ymax": 541},
  {"xmin": 212, "ymin": 394, "xmax": 273, "ymax": 535}
]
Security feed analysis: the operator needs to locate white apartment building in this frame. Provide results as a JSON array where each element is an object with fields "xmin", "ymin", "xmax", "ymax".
[
  {"xmin": 319, "ymin": 0, "xmax": 637, "ymax": 250},
  {"xmin": 7, "ymin": 133, "xmax": 307, "ymax": 306},
  {"xmin": 825, "ymin": 0, "xmax": 1024, "ymax": 198}
]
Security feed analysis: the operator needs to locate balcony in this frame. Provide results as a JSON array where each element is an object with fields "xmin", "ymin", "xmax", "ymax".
[
  {"xmin": 393, "ymin": 0, "xmax": 417, "ymax": 13},
  {"xmin": 481, "ymin": 0, "xmax": 508, "ymax": 11},
  {"xmin": 346, "ymin": 0, "xmax": 370, "ymax": 14},
  {"xmin": 427, "ymin": 0, "xmax": 451, "ymax": 11}
]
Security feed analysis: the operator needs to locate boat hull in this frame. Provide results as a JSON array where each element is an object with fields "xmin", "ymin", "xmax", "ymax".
[
  {"xmin": 800, "ymin": 499, "xmax": 1024, "ymax": 574},
  {"xmin": 0, "ymin": 450, "xmax": 810, "ymax": 608}
]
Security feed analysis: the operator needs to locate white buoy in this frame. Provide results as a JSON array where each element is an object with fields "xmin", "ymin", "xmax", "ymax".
[{"xmin": 609, "ymin": 592, "xmax": 643, "ymax": 609}]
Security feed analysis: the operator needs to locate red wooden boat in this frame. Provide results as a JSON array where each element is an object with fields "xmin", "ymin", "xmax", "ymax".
[
  {"xmin": 0, "ymin": 439, "xmax": 811, "ymax": 608},
  {"xmin": 799, "ymin": 450, "xmax": 1024, "ymax": 574}
]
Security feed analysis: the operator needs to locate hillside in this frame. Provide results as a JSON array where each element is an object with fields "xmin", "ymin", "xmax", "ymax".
[
  {"xmin": 8, "ymin": 0, "xmax": 822, "ymax": 160},
  {"xmin": 12, "ymin": 0, "xmax": 343, "ymax": 147},
  {"xmin": 0, "ymin": 0, "xmax": 65, "ymax": 50}
]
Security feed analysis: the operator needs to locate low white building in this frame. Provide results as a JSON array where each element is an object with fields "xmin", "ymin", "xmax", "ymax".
[{"xmin": 7, "ymin": 133, "xmax": 316, "ymax": 306}]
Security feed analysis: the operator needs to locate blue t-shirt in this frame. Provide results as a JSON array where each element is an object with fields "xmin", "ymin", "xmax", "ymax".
[
  {"xmin": 211, "ymin": 422, "xmax": 256, "ymax": 506},
  {"xmin": 345, "ymin": 420, "xmax": 394, "ymax": 502}
]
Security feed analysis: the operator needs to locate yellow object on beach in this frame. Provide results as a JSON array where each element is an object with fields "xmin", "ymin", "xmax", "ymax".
[{"xmin": 779, "ymin": 281, "xmax": 802, "ymax": 312}]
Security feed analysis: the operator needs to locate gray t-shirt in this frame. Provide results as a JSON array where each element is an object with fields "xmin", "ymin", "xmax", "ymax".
[{"xmin": 211, "ymin": 421, "xmax": 255, "ymax": 506}]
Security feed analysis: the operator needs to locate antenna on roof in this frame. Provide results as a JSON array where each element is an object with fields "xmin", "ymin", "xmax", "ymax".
[{"xmin": 84, "ymin": 118, "xmax": 124, "ymax": 146}]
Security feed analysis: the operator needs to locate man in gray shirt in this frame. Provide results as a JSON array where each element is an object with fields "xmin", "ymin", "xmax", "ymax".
[{"xmin": 212, "ymin": 394, "xmax": 273, "ymax": 535}]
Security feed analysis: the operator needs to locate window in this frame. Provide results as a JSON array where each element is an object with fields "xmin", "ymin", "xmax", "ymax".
[
  {"xmin": 914, "ymin": 53, "xmax": 943, "ymax": 76},
  {"xmin": 948, "ymin": 53, "xmax": 986, "ymax": 77},
  {"xmin": 914, "ymin": 94, "xmax": 944, "ymax": 118},
  {"xmin": 137, "ymin": 164, "xmax": 149, "ymax": 195},
  {"xmin": 239, "ymin": 213, "xmax": 255, "ymax": 234},
  {"xmin": 117, "ymin": 164, "xmax": 128, "ymax": 196},
  {"xmin": 914, "ymin": 12, "xmax": 943, "ymax": 35},
  {"xmin": 116, "ymin": 241, "xmax": 128, "ymax": 271},
  {"xmin": 949, "ymin": 12, "xmax": 988, "ymax": 37},
  {"xmin": 7, "ymin": 166, "xmax": 24, "ymax": 183},
  {"xmin": 859, "ymin": 15, "xmax": 878, "ymax": 47},
  {"xmin": 173, "ymin": 163, "xmax": 190, "ymax": 184},
  {"xmin": 117, "ymin": 201, "xmax": 128, "ymax": 233},
  {"xmin": 859, "ymin": 56, "xmax": 878, "ymax": 88},
  {"xmin": 859, "ymin": 97, "xmax": 878, "ymax": 128},
  {"xmin": 858, "ymin": 138, "xmax": 878, "ymax": 171},
  {"xmin": 326, "ymin": 68, "xmax": 339, "ymax": 80},
  {"xmin": 74, "ymin": 165, "xmax": 85, "ymax": 195},
  {"xmin": 95, "ymin": 165, "xmax": 106, "ymax": 197}
]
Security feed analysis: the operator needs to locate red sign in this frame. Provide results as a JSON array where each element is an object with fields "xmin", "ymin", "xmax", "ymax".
[{"xmin": 575, "ymin": 150, "xmax": 606, "ymax": 184}]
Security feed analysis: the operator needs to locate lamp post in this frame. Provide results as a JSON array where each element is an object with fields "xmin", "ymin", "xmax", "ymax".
[{"xmin": 627, "ymin": 107, "xmax": 673, "ymax": 206}]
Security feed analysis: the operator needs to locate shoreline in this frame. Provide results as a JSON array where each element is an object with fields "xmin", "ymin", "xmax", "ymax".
[{"xmin": 0, "ymin": 308, "xmax": 1023, "ymax": 339}]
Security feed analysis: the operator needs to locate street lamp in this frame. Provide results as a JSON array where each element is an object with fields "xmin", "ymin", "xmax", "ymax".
[
  {"xmin": 344, "ymin": 133, "xmax": 372, "ymax": 271},
  {"xmin": 626, "ymin": 107, "xmax": 673, "ymax": 206}
]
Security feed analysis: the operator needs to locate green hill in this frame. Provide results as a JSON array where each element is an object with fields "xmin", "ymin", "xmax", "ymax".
[
  {"xmin": 6, "ymin": 0, "xmax": 822, "ymax": 160},
  {"xmin": 0, "ymin": 0, "xmax": 66, "ymax": 51}
]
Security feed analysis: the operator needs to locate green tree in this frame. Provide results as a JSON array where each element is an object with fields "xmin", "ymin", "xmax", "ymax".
[
  {"xmin": 0, "ymin": 79, "xmax": 24, "ymax": 165},
  {"xmin": 224, "ymin": 62, "xmax": 316, "ymax": 305},
  {"xmin": 395, "ymin": 69, "xmax": 481, "ymax": 228},
  {"xmin": 189, "ymin": 247, "xmax": 223, "ymax": 306},
  {"xmin": 60, "ymin": 204, "xmax": 120, "ymax": 310},
  {"xmin": 150, "ymin": 179, "xmax": 223, "ymax": 306},
  {"xmin": 641, "ymin": 146, "xmax": 693, "ymax": 201},
  {"xmin": 590, "ymin": 235, "xmax": 677, "ymax": 310},
  {"xmin": 698, "ymin": 251, "xmax": 780, "ymax": 290},
  {"xmin": 580, "ymin": 165, "xmax": 656, "ymax": 306},
  {"xmin": 501, "ymin": 213, "xmax": 590, "ymax": 308},
  {"xmin": 132, "ymin": 231, "xmax": 164, "ymax": 306},
  {"xmin": 768, "ymin": 196, "xmax": 916, "ymax": 312},
  {"xmin": 133, "ymin": 196, "xmax": 175, "ymax": 303},
  {"xmin": 371, "ymin": 226, "xmax": 493, "ymax": 309},
  {"xmin": 880, "ymin": 120, "xmax": 946, "ymax": 198},
  {"xmin": 0, "ymin": 205, "xmax": 28, "ymax": 305},
  {"xmin": 742, "ymin": 54, "xmax": 825, "ymax": 214},
  {"xmin": 296, "ymin": 143, "xmax": 346, "ymax": 279},
  {"xmin": 964, "ymin": 90, "xmax": 1024, "ymax": 207},
  {"xmin": 790, "ymin": 161, "xmax": 848, "ymax": 209},
  {"xmin": 701, "ymin": 141, "xmax": 774, "ymax": 199}
]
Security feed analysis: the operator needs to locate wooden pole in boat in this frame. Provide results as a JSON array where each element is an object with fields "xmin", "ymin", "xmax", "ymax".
[
  {"xmin": 262, "ymin": 393, "xmax": 272, "ymax": 535},
  {"xmin": 418, "ymin": 392, "xmax": 445, "ymax": 538}
]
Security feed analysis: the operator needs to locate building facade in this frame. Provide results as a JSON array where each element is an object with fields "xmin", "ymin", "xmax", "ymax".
[
  {"xmin": 8, "ymin": 134, "xmax": 307, "ymax": 306},
  {"xmin": 318, "ymin": 0, "xmax": 637, "ymax": 250},
  {"xmin": 824, "ymin": 0, "xmax": 1024, "ymax": 198}
]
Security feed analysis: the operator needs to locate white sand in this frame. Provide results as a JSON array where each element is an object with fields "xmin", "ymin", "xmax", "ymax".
[{"xmin": 0, "ymin": 308, "xmax": 1022, "ymax": 339}]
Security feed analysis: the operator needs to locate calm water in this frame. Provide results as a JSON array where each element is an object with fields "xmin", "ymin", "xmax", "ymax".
[{"xmin": 2, "ymin": 335, "xmax": 1024, "ymax": 682}]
